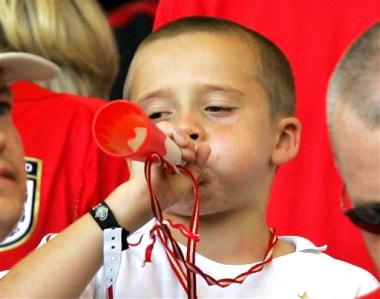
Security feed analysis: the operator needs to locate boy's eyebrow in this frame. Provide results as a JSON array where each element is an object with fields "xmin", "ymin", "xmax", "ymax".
[
  {"xmin": 135, "ymin": 83, "xmax": 245, "ymax": 104},
  {"xmin": 199, "ymin": 83, "xmax": 245, "ymax": 96},
  {"xmin": 135, "ymin": 88, "xmax": 171, "ymax": 104}
]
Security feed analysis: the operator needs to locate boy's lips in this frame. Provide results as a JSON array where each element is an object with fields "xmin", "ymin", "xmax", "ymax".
[{"xmin": 0, "ymin": 167, "xmax": 17, "ymax": 182}]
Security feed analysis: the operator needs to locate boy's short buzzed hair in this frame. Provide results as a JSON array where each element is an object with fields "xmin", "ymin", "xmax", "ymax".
[
  {"xmin": 327, "ymin": 22, "xmax": 380, "ymax": 131},
  {"xmin": 126, "ymin": 16, "xmax": 295, "ymax": 118}
]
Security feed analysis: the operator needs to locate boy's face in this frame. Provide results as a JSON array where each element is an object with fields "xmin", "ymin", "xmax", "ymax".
[
  {"xmin": 0, "ymin": 83, "xmax": 26, "ymax": 241},
  {"xmin": 127, "ymin": 32, "xmax": 284, "ymax": 216}
]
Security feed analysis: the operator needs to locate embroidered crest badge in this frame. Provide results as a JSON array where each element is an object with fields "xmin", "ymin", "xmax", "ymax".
[{"xmin": 0, "ymin": 157, "xmax": 42, "ymax": 250}]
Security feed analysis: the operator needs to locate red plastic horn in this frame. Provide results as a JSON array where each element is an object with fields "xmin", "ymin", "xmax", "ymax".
[{"xmin": 93, "ymin": 100, "xmax": 181, "ymax": 164}]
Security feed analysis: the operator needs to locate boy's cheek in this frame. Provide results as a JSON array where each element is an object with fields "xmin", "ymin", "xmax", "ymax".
[{"xmin": 209, "ymin": 128, "xmax": 251, "ymax": 152}]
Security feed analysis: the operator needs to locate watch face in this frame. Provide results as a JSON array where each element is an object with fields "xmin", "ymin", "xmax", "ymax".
[{"xmin": 94, "ymin": 204, "xmax": 109, "ymax": 221}]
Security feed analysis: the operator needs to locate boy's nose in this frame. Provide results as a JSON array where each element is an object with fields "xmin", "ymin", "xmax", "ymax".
[
  {"xmin": 189, "ymin": 133, "xmax": 199, "ymax": 140},
  {"xmin": 177, "ymin": 113, "xmax": 205, "ymax": 141},
  {"xmin": 179, "ymin": 126, "xmax": 203, "ymax": 141}
]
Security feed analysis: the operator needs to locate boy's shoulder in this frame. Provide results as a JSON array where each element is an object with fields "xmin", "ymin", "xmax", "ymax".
[
  {"xmin": 279, "ymin": 235, "xmax": 374, "ymax": 274},
  {"xmin": 277, "ymin": 235, "xmax": 379, "ymax": 294}
]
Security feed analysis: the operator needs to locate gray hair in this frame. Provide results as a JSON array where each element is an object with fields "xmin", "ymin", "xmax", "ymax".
[{"xmin": 327, "ymin": 22, "xmax": 380, "ymax": 132}]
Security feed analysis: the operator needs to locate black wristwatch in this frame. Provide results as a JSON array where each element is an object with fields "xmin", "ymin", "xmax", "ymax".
[{"xmin": 89, "ymin": 201, "xmax": 130, "ymax": 250}]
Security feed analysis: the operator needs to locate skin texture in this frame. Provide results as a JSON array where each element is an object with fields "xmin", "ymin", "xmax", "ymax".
[
  {"xmin": 333, "ymin": 101, "xmax": 380, "ymax": 274},
  {"xmin": 0, "ymin": 84, "xmax": 25, "ymax": 242},
  {"xmin": 0, "ymin": 31, "xmax": 301, "ymax": 298}
]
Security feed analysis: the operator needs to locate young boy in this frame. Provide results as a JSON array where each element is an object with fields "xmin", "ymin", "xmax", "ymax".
[
  {"xmin": 1, "ymin": 16, "xmax": 378, "ymax": 298},
  {"xmin": 153, "ymin": 0, "xmax": 380, "ymax": 276}
]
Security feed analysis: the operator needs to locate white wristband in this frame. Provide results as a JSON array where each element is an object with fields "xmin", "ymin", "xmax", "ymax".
[{"xmin": 103, "ymin": 227, "xmax": 122, "ymax": 289}]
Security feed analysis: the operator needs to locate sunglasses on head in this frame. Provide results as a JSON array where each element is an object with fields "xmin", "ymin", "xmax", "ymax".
[{"xmin": 341, "ymin": 185, "xmax": 380, "ymax": 235}]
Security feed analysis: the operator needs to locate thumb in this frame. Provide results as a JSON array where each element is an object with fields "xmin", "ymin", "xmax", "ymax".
[{"xmin": 183, "ymin": 142, "xmax": 211, "ymax": 180}]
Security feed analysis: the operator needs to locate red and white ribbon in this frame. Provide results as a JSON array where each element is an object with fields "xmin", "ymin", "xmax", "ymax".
[{"xmin": 142, "ymin": 154, "xmax": 278, "ymax": 299}]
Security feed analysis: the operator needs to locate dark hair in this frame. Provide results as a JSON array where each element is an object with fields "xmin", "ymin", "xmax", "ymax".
[
  {"xmin": 127, "ymin": 16, "xmax": 295, "ymax": 117},
  {"xmin": 328, "ymin": 22, "xmax": 380, "ymax": 129}
]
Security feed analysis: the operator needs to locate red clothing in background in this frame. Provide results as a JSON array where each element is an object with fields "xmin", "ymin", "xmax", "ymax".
[
  {"xmin": 357, "ymin": 288, "xmax": 380, "ymax": 299},
  {"xmin": 0, "ymin": 81, "xmax": 129, "ymax": 270},
  {"xmin": 153, "ymin": 0, "xmax": 380, "ymax": 276}
]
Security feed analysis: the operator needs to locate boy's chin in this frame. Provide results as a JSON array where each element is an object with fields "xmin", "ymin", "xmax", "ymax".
[
  {"xmin": 164, "ymin": 200, "xmax": 197, "ymax": 218},
  {"xmin": 163, "ymin": 198, "xmax": 230, "ymax": 219},
  {"xmin": 162, "ymin": 182, "xmax": 235, "ymax": 218}
]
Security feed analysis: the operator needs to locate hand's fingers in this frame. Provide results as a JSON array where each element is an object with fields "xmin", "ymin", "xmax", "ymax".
[
  {"xmin": 195, "ymin": 142, "xmax": 211, "ymax": 168},
  {"xmin": 172, "ymin": 129, "xmax": 189, "ymax": 147},
  {"xmin": 156, "ymin": 121, "xmax": 175, "ymax": 138},
  {"xmin": 156, "ymin": 122, "xmax": 196, "ymax": 163},
  {"xmin": 180, "ymin": 147, "xmax": 196, "ymax": 162},
  {"xmin": 162, "ymin": 143, "xmax": 211, "ymax": 207},
  {"xmin": 181, "ymin": 142, "xmax": 211, "ymax": 179},
  {"xmin": 156, "ymin": 122, "xmax": 195, "ymax": 150},
  {"xmin": 173, "ymin": 129, "xmax": 196, "ymax": 161},
  {"xmin": 134, "ymin": 142, "xmax": 211, "ymax": 210}
]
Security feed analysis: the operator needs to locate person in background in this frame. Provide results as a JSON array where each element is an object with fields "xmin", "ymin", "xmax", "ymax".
[
  {"xmin": 0, "ymin": 0, "xmax": 118, "ymax": 98},
  {"xmin": 0, "ymin": 0, "xmax": 129, "ymax": 270},
  {"xmin": 327, "ymin": 22, "xmax": 380, "ymax": 299},
  {"xmin": 152, "ymin": 0, "xmax": 380, "ymax": 275},
  {"xmin": 0, "ymin": 52, "xmax": 59, "ymax": 243}
]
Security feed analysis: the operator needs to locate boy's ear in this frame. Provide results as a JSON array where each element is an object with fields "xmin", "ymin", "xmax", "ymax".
[{"xmin": 271, "ymin": 117, "xmax": 302, "ymax": 166}]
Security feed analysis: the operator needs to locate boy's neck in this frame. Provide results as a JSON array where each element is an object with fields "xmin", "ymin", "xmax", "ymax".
[{"xmin": 163, "ymin": 209, "xmax": 295, "ymax": 265}]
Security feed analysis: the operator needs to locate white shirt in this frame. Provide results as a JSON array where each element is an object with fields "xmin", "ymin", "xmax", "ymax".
[{"xmin": 84, "ymin": 220, "xmax": 379, "ymax": 299}]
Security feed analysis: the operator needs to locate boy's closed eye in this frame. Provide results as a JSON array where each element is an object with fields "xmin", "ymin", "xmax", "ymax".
[
  {"xmin": 203, "ymin": 95, "xmax": 239, "ymax": 117},
  {"xmin": 141, "ymin": 99, "xmax": 174, "ymax": 121},
  {"xmin": 205, "ymin": 105, "xmax": 236, "ymax": 115},
  {"xmin": 148, "ymin": 111, "xmax": 172, "ymax": 121},
  {"xmin": 147, "ymin": 106, "xmax": 237, "ymax": 120}
]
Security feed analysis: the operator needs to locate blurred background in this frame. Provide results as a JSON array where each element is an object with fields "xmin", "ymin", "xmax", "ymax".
[{"xmin": 98, "ymin": 0, "xmax": 158, "ymax": 99}]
